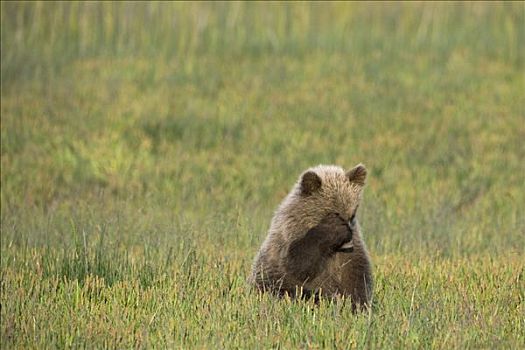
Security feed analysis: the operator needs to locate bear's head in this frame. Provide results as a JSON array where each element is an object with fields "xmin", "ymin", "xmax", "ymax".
[{"xmin": 276, "ymin": 164, "xmax": 367, "ymax": 238}]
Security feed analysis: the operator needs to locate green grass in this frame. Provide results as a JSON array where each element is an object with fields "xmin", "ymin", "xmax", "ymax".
[{"xmin": 1, "ymin": 1, "xmax": 524, "ymax": 348}]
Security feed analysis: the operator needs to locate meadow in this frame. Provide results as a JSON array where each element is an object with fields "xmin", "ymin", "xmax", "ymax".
[{"xmin": 1, "ymin": 2, "xmax": 524, "ymax": 348}]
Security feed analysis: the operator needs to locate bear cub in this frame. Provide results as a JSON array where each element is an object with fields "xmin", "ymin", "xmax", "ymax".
[{"xmin": 249, "ymin": 164, "xmax": 373, "ymax": 309}]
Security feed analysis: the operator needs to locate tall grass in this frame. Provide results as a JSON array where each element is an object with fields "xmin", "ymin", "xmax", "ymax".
[
  {"xmin": 1, "ymin": 1, "xmax": 524, "ymax": 348},
  {"xmin": 2, "ymin": 2, "xmax": 523, "ymax": 83}
]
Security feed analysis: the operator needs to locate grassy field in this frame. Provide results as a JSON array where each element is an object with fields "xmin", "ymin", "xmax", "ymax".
[{"xmin": 1, "ymin": 2, "xmax": 524, "ymax": 348}]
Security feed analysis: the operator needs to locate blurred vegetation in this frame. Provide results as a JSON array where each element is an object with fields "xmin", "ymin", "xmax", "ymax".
[
  {"xmin": 2, "ymin": 2, "xmax": 523, "ymax": 82},
  {"xmin": 1, "ymin": 1, "xmax": 524, "ymax": 348}
]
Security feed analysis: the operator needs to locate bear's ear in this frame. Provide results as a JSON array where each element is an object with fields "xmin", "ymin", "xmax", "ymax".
[
  {"xmin": 346, "ymin": 163, "xmax": 367, "ymax": 186},
  {"xmin": 300, "ymin": 171, "xmax": 322, "ymax": 195}
]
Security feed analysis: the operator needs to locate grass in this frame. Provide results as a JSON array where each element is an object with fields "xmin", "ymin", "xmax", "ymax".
[{"xmin": 1, "ymin": 1, "xmax": 524, "ymax": 348}]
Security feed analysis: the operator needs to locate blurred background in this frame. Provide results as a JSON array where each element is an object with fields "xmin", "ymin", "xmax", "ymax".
[{"xmin": 1, "ymin": 1, "xmax": 524, "ymax": 258}]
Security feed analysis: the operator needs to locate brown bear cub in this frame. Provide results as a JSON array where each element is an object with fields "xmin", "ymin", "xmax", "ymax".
[{"xmin": 249, "ymin": 164, "xmax": 373, "ymax": 309}]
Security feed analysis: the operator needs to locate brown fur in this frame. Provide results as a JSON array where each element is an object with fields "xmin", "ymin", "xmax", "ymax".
[{"xmin": 249, "ymin": 164, "xmax": 373, "ymax": 309}]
